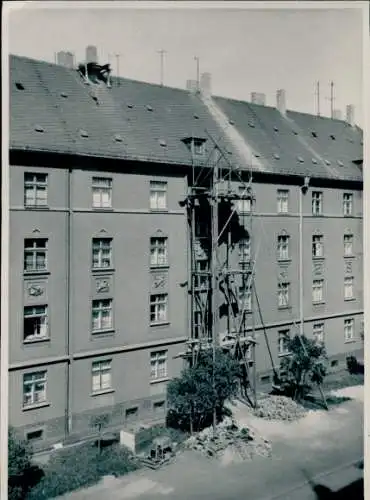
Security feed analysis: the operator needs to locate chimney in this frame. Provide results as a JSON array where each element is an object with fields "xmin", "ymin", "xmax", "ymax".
[
  {"xmin": 86, "ymin": 45, "xmax": 98, "ymax": 64},
  {"xmin": 200, "ymin": 72, "xmax": 212, "ymax": 97},
  {"xmin": 346, "ymin": 105, "xmax": 355, "ymax": 127},
  {"xmin": 276, "ymin": 89, "xmax": 286, "ymax": 115},
  {"xmin": 186, "ymin": 79, "xmax": 198, "ymax": 93},
  {"xmin": 251, "ymin": 92, "xmax": 266, "ymax": 106},
  {"xmin": 333, "ymin": 109, "xmax": 342, "ymax": 121},
  {"xmin": 56, "ymin": 51, "xmax": 74, "ymax": 69}
]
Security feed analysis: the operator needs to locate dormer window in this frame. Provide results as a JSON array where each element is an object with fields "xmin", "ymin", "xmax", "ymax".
[{"xmin": 182, "ymin": 137, "xmax": 206, "ymax": 156}]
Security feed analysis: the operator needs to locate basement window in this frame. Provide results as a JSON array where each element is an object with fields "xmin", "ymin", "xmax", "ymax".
[
  {"xmin": 26, "ymin": 429, "xmax": 44, "ymax": 441},
  {"xmin": 15, "ymin": 82, "xmax": 25, "ymax": 90},
  {"xmin": 34, "ymin": 125, "xmax": 44, "ymax": 133},
  {"xmin": 260, "ymin": 375, "xmax": 271, "ymax": 384},
  {"xmin": 331, "ymin": 359, "xmax": 338, "ymax": 368},
  {"xmin": 79, "ymin": 129, "xmax": 89, "ymax": 138}
]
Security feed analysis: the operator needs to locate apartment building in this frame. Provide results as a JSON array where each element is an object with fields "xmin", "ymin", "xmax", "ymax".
[{"xmin": 9, "ymin": 54, "xmax": 363, "ymax": 450}]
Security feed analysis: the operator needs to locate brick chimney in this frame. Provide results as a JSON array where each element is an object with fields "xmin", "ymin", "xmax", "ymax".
[
  {"xmin": 56, "ymin": 51, "xmax": 74, "ymax": 69},
  {"xmin": 251, "ymin": 92, "xmax": 266, "ymax": 106},
  {"xmin": 346, "ymin": 105, "xmax": 355, "ymax": 127},
  {"xmin": 200, "ymin": 72, "xmax": 212, "ymax": 97},
  {"xmin": 276, "ymin": 89, "xmax": 286, "ymax": 115},
  {"xmin": 86, "ymin": 45, "xmax": 98, "ymax": 64}
]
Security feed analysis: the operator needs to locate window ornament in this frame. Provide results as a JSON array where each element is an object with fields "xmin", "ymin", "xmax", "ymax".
[{"xmin": 28, "ymin": 284, "xmax": 44, "ymax": 297}]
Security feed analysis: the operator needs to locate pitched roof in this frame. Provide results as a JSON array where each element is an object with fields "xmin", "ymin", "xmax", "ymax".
[{"xmin": 10, "ymin": 55, "xmax": 362, "ymax": 182}]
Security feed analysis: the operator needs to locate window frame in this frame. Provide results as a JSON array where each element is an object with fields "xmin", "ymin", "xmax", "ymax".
[
  {"xmin": 312, "ymin": 234, "xmax": 324, "ymax": 259},
  {"xmin": 277, "ymin": 234, "xmax": 290, "ymax": 261},
  {"xmin": 313, "ymin": 322, "xmax": 325, "ymax": 345},
  {"xmin": 238, "ymin": 237, "xmax": 251, "ymax": 267},
  {"xmin": 91, "ymin": 299, "xmax": 113, "ymax": 333},
  {"xmin": 92, "ymin": 237, "xmax": 113, "ymax": 270},
  {"xmin": 343, "ymin": 193, "xmax": 353, "ymax": 217},
  {"xmin": 91, "ymin": 359, "xmax": 112, "ymax": 393},
  {"xmin": 23, "ymin": 371, "xmax": 47, "ymax": 408},
  {"xmin": 149, "ymin": 181, "xmax": 168, "ymax": 211},
  {"xmin": 277, "ymin": 189, "xmax": 289, "ymax": 214},
  {"xmin": 238, "ymin": 286, "xmax": 252, "ymax": 313},
  {"xmin": 237, "ymin": 187, "xmax": 252, "ymax": 214},
  {"xmin": 278, "ymin": 330, "xmax": 291, "ymax": 356},
  {"xmin": 23, "ymin": 305, "xmax": 49, "ymax": 342},
  {"xmin": 150, "ymin": 350, "xmax": 168, "ymax": 380},
  {"xmin": 344, "ymin": 234, "xmax": 354, "ymax": 257},
  {"xmin": 344, "ymin": 318, "xmax": 355, "ymax": 342},
  {"xmin": 92, "ymin": 177, "xmax": 113, "ymax": 209},
  {"xmin": 24, "ymin": 173, "xmax": 48, "ymax": 208},
  {"xmin": 150, "ymin": 293, "xmax": 168, "ymax": 325},
  {"xmin": 312, "ymin": 191, "xmax": 323, "ymax": 216},
  {"xmin": 24, "ymin": 238, "xmax": 48, "ymax": 273},
  {"xmin": 344, "ymin": 276, "xmax": 354, "ymax": 300},
  {"xmin": 277, "ymin": 282, "xmax": 290, "ymax": 309},
  {"xmin": 150, "ymin": 236, "xmax": 168, "ymax": 268},
  {"xmin": 312, "ymin": 279, "xmax": 324, "ymax": 304}
]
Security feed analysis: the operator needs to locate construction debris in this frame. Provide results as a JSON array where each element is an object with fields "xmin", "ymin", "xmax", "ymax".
[
  {"xmin": 253, "ymin": 395, "xmax": 307, "ymax": 421},
  {"xmin": 184, "ymin": 416, "xmax": 271, "ymax": 462}
]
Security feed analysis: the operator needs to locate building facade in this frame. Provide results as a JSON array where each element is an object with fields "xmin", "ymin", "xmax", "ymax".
[{"xmin": 9, "ymin": 54, "xmax": 363, "ymax": 450}]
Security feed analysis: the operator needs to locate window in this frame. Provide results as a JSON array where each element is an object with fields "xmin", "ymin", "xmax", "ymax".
[
  {"xmin": 312, "ymin": 279, "xmax": 324, "ymax": 303},
  {"xmin": 153, "ymin": 401, "xmax": 165, "ymax": 414},
  {"xmin": 277, "ymin": 190, "xmax": 289, "ymax": 213},
  {"xmin": 23, "ymin": 371, "xmax": 47, "ymax": 407},
  {"xmin": 150, "ymin": 350, "xmax": 168, "ymax": 380},
  {"xmin": 194, "ymin": 310, "xmax": 202, "ymax": 338},
  {"xmin": 92, "ymin": 238, "xmax": 112, "ymax": 269},
  {"xmin": 150, "ymin": 181, "xmax": 167, "ymax": 210},
  {"xmin": 313, "ymin": 323, "xmax": 324, "ymax": 345},
  {"xmin": 92, "ymin": 299, "xmax": 113, "ymax": 332},
  {"xmin": 24, "ymin": 239, "xmax": 48, "ymax": 272},
  {"xmin": 344, "ymin": 234, "xmax": 353, "ymax": 257},
  {"xmin": 237, "ymin": 187, "xmax": 252, "ymax": 213},
  {"xmin": 26, "ymin": 429, "xmax": 44, "ymax": 441},
  {"xmin": 312, "ymin": 191, "xmax": 323, "ymax": 216},
  {"xmin": 239, "ymin": 287, "xmax": 252, "ymax": 312},
  {"xmin": 150, "ymin": 294, "xmax": 168, "ymax": 324},
  {"xmin": 312, "ymin": 235, "xmax": 324, "ymax": 258},
  {"xmin": 195, "ymin": 259, "xmax": 208, "ymax": 289},
  {"xmin": 125, "ymin": 407, "xmax": 138, "ymax": 422},
  {"xmin": 92, "ymin": 360, "xmax": 112, "ymax": 392},
  {"xmin": 193, "ymin": 139, "xmax": 205, "ymax": 156},
  {"xmin": 344, "ymin": 318, "xmax": 354, "ymax": 342},
  {"xmin": 277, "ymin": 234, "xmax": 289, "ymax": 260},
  {"xmin": 24, "ymin": 306, "xmax": 48, "ymax": 342},
  {"xmin": 239, "ymin": 237, "xmax": 251, "ymax": 266},
  {"xmin": 344, "ymin": 277, "xmax": 354, "ymax": 300},
  {"xmin": 343, "ymin": 193, "xmax": 353, "ymax": 216},
  {"xmin": 150, "ymin": 237, "xmax": 168, "ymax": 267},
  {"xmin": 92, "ymin": 177, "xmax": 112, "ymax": 208},
  {"xmin": 278, "ymin": 282, "xmax": 290, "ymax": 308},
  {"xmin": 278, "ymin": 330, "xmax": 291, "ymax": 356},
  {"xmin": 24, "ymin": 173, "xmax": 48, "ymax": 207}
]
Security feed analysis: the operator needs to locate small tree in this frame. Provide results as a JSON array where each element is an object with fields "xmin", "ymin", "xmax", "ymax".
[
  {"xmin": 167, "ymin": 348, "xmax": 241, "ymax": 433},
  {"xmin": 8, "ymin": 427, "xmax": 33, "ymax": 500},
  {"xmin": 90, "ymin": 413, "xmax": 110, "ymax": 454},
  {"xmin": 279, "ymin": 334, "xmax": 328, "ymax": 403}
]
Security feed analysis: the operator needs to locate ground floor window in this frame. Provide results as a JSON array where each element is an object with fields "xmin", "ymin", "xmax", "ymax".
[{"xmin": 23, "ymin": 371, "xmax": 47, "ymax": 407}]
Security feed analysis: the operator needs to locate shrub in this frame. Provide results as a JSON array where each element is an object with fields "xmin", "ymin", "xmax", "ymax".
[{"xmin": 27, "ymin": 442, "xmax": 138, "ymax": 499}]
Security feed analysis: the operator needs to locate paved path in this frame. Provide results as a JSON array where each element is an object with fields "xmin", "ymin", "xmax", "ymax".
[{"xmin": 59, "ymin": 386, "xmax": 364, "ymax": 500}]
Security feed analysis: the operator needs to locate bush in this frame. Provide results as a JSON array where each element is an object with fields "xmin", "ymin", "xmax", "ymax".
[{"xmin": 27, "ymin": 442, "xmax": 139, "ymax": 499}]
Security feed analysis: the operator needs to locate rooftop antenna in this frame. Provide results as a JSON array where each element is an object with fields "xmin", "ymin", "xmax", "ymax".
[
  {"xmin": 315, "ymin": 81, "xmax": 321, "ymax": 117},
  {"xmin": 194, "ymin": 56, "xmax": 200, "ymax": 92},
  {"xmin": 108, "ymin": 53, "xmax": 123, "ymax": 86},
  {"xmin": 157, "ymin": 49, "xmax": 166, "ymax": 86},
  {"xmin": 326, "ymin": 81, "xmax": 335, "ymax": 119}
]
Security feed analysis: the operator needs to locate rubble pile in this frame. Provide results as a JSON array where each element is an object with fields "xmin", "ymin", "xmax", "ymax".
[
  {"xmin": 184, "ymin": 416, "xmax": 271, "ymax": 462},
  {"xmin": 253, "ymin": 395, "xmax": 307, "ymax": 421}
]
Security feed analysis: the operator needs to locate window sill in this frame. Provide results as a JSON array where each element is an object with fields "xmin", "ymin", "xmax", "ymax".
[
  {"xmin": 312, "ymin": 256, "xmax": 325, "ymax": 261},
  {"xmin": 149, "ymin": 208, "xmax": 169, "ymax": 213},
  {"xmin": 24, "ymin": 270, "xmax": 50, "ymax": 277},
  {"xmin": 91, "ymin": 268, "xmax": 115, "ymax": 274},
  {"xmin": 91, "ymin": 329, "xmax": 115, "ymax": 336},
  {"xmin": 313, "ymin": 301, "xmax": 326, "ymax": 306},
  {"xmin": 23, "ymin": 402, "xmax": 50, "ymax": 412},
  {"xmin": 91, "ymin": 207, "xmax": 114, "ymax": 212},
  {"xmin": 150, "ymin": 322, "xmax": 170, "ymax": 328},
  {"xmin": 277, "ymin": 212, "xmax": 290, "ymax": 216},
  {"xmin": 312, "ymin": 213, "xmax": 324, "ymax": 217},
  {"xmin": 150, "ymin": 265, "xmax": 169, "ymax": 271},
  {"xmin": 150, "ymin": 377, "xmax": 170, "ymax": 385},
  {"xmin": 24, "ymin": 206, "xmax": 50, "ymax": 211},
  {"xmin": 344, "ymin": 339, "xmax": 356, "ymax": 344},
  {"xmin": 278, "ymin": 352, "xmax": 291, "ymax": 358},
  {"xmin": 344, "ymin": 255, "xmax": 355, "ymax": 259},
  {"xmin": 23, "ymin": 337, "xmax": 50, "ymax": 345},
  {"xmin": 344, "ymin": 297, "xmax": 356, "ymax": 302},
  {"xmin": 343, "ymin": 214, "xmax": 354, "ymax": 218},
  {"xmin": 278, "ymin": 306, "xmax": 291, "ymax": 311},
  {"xmin": 277, "ymin": 258, "xmax": 291, "ymax": 264},
  {"xmin": 90, "ymin": 389, "xmax": 115, "ymax": 397}
]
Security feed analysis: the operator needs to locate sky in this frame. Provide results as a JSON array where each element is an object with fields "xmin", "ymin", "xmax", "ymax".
[{"xmin": 6, "ymin": 2, "xmax": 365, "ymax": 125}]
